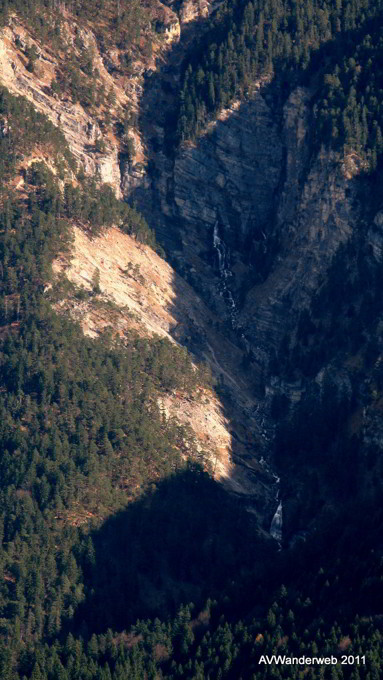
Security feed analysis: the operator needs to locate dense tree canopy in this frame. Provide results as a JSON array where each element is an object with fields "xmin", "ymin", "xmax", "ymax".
[{"xmin": 176, "ymin": 0, "xmax": 383, "ymax": 171}]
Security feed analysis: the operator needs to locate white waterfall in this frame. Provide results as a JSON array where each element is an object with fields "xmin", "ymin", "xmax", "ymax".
[
  {"xmin": 212, "ymin": 222, "xmax": 239, "ymax": 329},
  {"xmin": 270, "ymin": 467, "xmax": 283, "ymax": 545},
  {"xmin": 213, "ymin": 222, "xmax": 225, "ymax": 272},
  {"xmin": 260, "ymin": 457, "xmax": 283, "ymax": 545},
  {"xmin": 214, "ymin": 223, "xmax": 283, "ymax": 545},
  {"xmin": 270, "ymin": 501, "xmax": 283, "ymax": 543}
]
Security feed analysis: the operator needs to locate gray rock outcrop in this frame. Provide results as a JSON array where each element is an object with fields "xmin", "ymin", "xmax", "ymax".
[{"xmin": 126, "ymin": 80, "xmax": 360, "ymax": 377}]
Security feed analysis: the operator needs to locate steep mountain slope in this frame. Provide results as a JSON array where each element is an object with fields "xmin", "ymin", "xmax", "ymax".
[
  {"xmin": 1, "ymin": 1, "xmax": 383, "ymax": 678},
  {"xmin": 0, "ymin": 0, "xmax": 381, "ymax": 546},
  {"xmin": 52, "ymin": 224, "xmax": 261, "ymax": 497}
]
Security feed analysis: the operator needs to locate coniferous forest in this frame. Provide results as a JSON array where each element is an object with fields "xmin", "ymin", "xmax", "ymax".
[
  {"xmin": 177, "ymin": 0, "xmax": 383, "ymax": 170},
  {"xmin": 0, "ymin": 0, "xmax": 383, "ymax": 678}
]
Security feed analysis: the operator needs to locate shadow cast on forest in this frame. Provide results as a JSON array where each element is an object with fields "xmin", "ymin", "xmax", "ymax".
[
  {"xmin": 71, "ymin": 467, "xmax": 276, "ymax": 636},
  {"xmin": 66, "ymin": 472, "xmax": 383, "ymax": 643}
]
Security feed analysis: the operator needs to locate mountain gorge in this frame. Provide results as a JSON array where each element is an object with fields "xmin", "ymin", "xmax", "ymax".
[
  {"xmin": 124, "ymin": 0, "xmax": 383, "ymax": 543},
  {"xmin": 1, "ymin": 0, "xmax": 383, "ymax": 677}
]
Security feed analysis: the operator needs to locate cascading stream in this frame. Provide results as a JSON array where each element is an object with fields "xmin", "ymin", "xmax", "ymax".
[
  {"xmin": 213, "ymin": 221, "xmax": 239, "ymax": 329},
  {"xmin": 270, "ymin": 469, "xmax": 282, "ymax": 544},
  {"xmin": 212, "ymin": 223, "xmax": 251, "ymax": 353},
  {"xmin": 270, "ymin": 501, "xmax": 283, "ymax": 543},
  {"xmin": 260, "ymin": 457, "xmax": 283, "ymax": 545},
  {"xmin": 214, "ymin": 224, "xmax": 283, "ymax": 543}
]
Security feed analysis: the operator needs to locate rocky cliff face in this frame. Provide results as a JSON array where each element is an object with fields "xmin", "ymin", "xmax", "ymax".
[
  {"xmin": 172, "ymin": 93, "xmax": 282, "ymax": 250},
  {"xmin": 126, "ymin": 73, "xmax": 360, "ymax": 371},
  {"xmin": 0, "ymin": 18, "xmax": 124, "ymax": 193},
  {"xmin": 125, "ymin": 85, "xmax": 285, "ymax": 326},
  {"xmin": 0, "ymin": 0, "xmax": 193, "ymax": 194},
  {"xmin": 242, "ymin": 139, "xmax": 358, "ymax": 363}
]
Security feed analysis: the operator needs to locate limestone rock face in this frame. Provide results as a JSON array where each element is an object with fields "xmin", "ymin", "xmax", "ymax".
[
  {"xmin": 172, "ymin": 95, "xmax": 283, "ymax": 248},
  {"xmin": 277, "ymin": 87, "xmax": 312, "ymax": 226},
  {"xmin": 167, "ymin": 84, "xmax": 357, "ymax": 363},
  {"xmin": 124, "ymin": 84, "xmax": 285, "ymax": 320},
  {"xmin": 241, "ymin": 144, "xmax": 357, "ymax": 359},
  {"xmin": 0, "ymin": 19, "xmax": 123, "ymax": 196},
  {"xmin": 179, "ymin": 0, "xmax": 210, "ymax": 23},
  {"xmin": 126, "ymin": 77, "xmax": 358, "ymax": 376}
]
